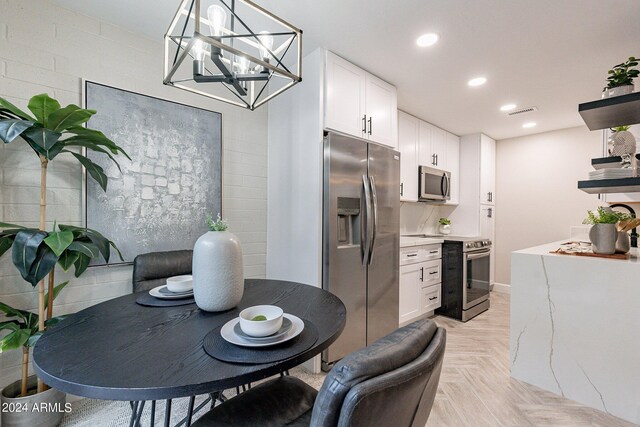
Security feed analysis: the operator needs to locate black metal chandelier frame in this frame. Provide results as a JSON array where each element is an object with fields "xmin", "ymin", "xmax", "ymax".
[{"xmin": 163, "ymin": 0, "xmax": 302, "ymax": 110}]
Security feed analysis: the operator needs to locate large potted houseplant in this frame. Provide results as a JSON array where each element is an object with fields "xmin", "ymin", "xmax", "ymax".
[
  {"xmin": 0, "ymin": 94, "xmax": 128, "ymax": 425},
  {"xmin": 602, "ymin": 56, "xmax": 638, "ymax": 98}
]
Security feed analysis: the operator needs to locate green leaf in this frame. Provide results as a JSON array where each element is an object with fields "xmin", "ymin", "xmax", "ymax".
[
  {"xmin": 0, "ymin": 321, "xmax": 19, "ymax": 332},
  {"xmin": 0, "ymin": 236, "xmax": 15, "ymax": 257},
  {"xmin": 65, "ymin": 150, "xmax": 108, "ymax": 191},
  {"xmin": 0, "ymin": 222, "xmax": 26, "ymax": 229},
  {"xmin": 44, "ymin": 281, "xmax": 69, "ymax": 311},
  {"xmin": 47, "ymin": 104, "xmax": 95, "ymax": 132},
  {"xmin": 44, "ymin": 315, "xmax": 67, "ymax": 328},
  {"xmin": 0, "ymin": 329, "xmax": 31, "ymax": 352},
  {"xmin": 23, "ymin": 126, "xmax": 61, "ymax": 152},
  {"xmin": 45, "ymin": 141, "xmax": 65, "ymax": 160},
  {"xmin": 110, "ymin": 241, "xmax": 124, "ymax": 262},
  {"xmin": 0, "ymin": 97, "xmax": 36, "ymax": 121},
  {"xmin": 43, "ymin": 230, "xmax": 74, "ymax": 257},
  {"xmin": 67, "ymin": 241, "xmax": 99, "ymax": 258},
  {"xmin": 63, "ymin": 139, "xmax": 122, "ymax": 173},
  {"xmin": 27, "ymin": 245, "xmax": 58, "ymax": 286},
  {"xmin": 64, "ymin": 130, "xmax": 131, "ymax": 160},
  {"xmin": 0, "ymin": 302, "xmax": 26, "ymax": 319},
  {"xmin": 27, "ymin": 94, "xmax": 60, "ymax": 126},
  {"xmin": 11, "ymin": 230, "xmax": 47, "ymax": 283},
  {"xmin": 0, "ymin": 119, "xmax": 33, "ymax": 143},
  {"xmin": 73, "ymin": 253, "xmax": 91, "ymax": 277},
  {"xmin": 57, "ymin": 250, "xmax": 79, "ymax": 271}
]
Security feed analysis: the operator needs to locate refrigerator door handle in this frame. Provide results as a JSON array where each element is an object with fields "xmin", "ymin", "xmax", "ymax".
[
  {"xmin": 362, "ymin": 174, "xmax": 373, "ymax": 266},
  {"xmin": 368, "ymin": 175, "xmax": 378, "ymax": 265}
]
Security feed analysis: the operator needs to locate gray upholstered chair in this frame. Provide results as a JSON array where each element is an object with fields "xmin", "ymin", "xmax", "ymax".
[
  {"xmin": 192, "ymin": 318, "xmax": 446, "ymax": 427},
  {"xmin": 132, "ymin": 250, "xmax": 193, "ymax": 293}
]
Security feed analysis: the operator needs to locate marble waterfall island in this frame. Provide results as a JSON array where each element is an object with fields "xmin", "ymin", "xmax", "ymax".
[{"xmin": 510, "ymin": 241, "xmax": 640, "ymax": 424}]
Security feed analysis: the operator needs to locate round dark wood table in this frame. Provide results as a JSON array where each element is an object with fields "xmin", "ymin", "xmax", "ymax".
[{"xmin": 32, "ymin": 279, "xmax": 346, "ymax": 404}]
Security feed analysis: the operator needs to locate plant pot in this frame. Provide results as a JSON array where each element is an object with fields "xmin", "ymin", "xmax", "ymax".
[
  {"xmin": 1, "ymin": 376, "xmax": 66, "ymax": 427},
  {"xmin": 439, "ymin": 224, "xmax": 451, "ymax": 235},
  {"xmin": 602, "ymin": 84, "xmax": 634, "ymax": 98},
  {"xmin": 589, "ymin": 223, "xmax": 617, "ymax": 255},
  {"xmin": 193, "ymin": 231, "xmax": 244, "ymax": 312},
  {"xmin": 616, "ymin": 231, "xmax": 631, "ymax": 254}
]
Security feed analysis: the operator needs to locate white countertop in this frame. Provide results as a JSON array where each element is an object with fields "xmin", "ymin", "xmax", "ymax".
[
  {"xmin": 515, "ymin": 240, "xmax": 640, "ymax": 264},
  {"xmin": 400, "ymin": 236, "xmax": 444, "ymax": 248}
]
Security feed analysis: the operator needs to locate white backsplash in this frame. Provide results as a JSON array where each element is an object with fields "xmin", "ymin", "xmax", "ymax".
[{"xmin": 400, "ymin": 202, "xmax": 457, "ymax": 235}]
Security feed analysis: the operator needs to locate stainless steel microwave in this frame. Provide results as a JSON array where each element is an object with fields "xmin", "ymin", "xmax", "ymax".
[{"xmin": 419, "ymin": 166, "xmax": 451, "ymax": 201}]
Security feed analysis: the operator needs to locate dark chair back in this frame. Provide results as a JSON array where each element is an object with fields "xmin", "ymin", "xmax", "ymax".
[
  {"xmin": 311, "ymin": 318, "xmax": 446, "ymax": 427},
  {"xmin": 132, "ymin": 250, "xmax": 193, "ymax": 292}
]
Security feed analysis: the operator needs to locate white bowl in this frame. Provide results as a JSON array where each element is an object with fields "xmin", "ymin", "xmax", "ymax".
[
  {"xmin": 166, "ymin": 275, "xmax": 193, "ymax": 293},
  {"xmin": 239, "ymin": 305, "xmax": 284, "ymax": 337}
]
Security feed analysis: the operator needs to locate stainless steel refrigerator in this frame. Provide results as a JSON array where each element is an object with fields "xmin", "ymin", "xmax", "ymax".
[{"xmin": 321, "ymin": 131, "xmax": 400, "ymax": 369}]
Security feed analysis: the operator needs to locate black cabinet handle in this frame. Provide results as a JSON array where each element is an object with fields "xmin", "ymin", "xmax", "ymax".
[
  {"xmin": 429, "ymin": 250, "xmax": 438, "ymax": 254},
  {"xmin": 429, "ymin": 271, "xmax": 438, "ymax": 275},
  {"xmin": 407, "ymin": 253, "xmax": 418, "ymax": 257},
  {"xmin": 429, "ymin": 296, "xmax": 438, "ymax": 301},
  {"xmin": 400, "ymin": 182, "xmax": 404, "ymax": 196},
  {"xmin": 420, "ymin": 267, "xmax": 424, "ymax": 282},
  {"xmin": 368, "ymin": 116, "xmax": 372, "ymax": 135},
  {"xmin": 362, "ymin": 115, "xmax": 367, "ymax": 133},
  {"xmin": 435, "ymin": 154, "xmax": 438, "ymax": 166},
  {"xmin": 432, "ymin": 154, "xmax": 435, "ymax": 165}
]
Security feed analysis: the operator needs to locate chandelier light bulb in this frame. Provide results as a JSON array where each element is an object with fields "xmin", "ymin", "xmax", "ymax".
[
  {"xmin": 207, "ymin": 5, "xmax": 227, "ymax": 37},
  {"xmin": 193, "ymin": 39, "xmax": 207, "ymax": 61},
  {"xmin": 258, "ymin": 31, "xmax": 274, "ymax": 61},
  {"xmin": 237, "ymin": 55, "xmax": 250, "ymax": 74}
]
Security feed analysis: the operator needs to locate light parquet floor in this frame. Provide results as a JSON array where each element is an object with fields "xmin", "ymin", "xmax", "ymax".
[{"xmin": 426, "ymin": 291, "xmax": 636, "ymax": 427}]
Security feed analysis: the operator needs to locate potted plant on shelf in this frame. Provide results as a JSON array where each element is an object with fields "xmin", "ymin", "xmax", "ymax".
[
  {"xmin": 602, "ymin": 56, "xmax": 638, "ymax": 98},
  {"xmin": 0, "ymin": 93, "xmax": 128, "ymax": 424},
  {"xmin": 583, "ymin": 207, "xmax": 630, "ymax": 254},
  {"xmin": 438, "ymin": 217, "xmax": 452, "ymax": 235}
]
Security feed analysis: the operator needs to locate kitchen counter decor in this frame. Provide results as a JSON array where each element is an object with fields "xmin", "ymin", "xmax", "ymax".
[
  {"xmin": 438, "ymin": 218, "xmax": 452, "ymax": 235},
  {"xmin": 193, "ymin": 214, "xmax": 244, "ymax": 312},
  {"xmin": 582, "ymin": 207, "xmax": 629, "ymax": 254}
]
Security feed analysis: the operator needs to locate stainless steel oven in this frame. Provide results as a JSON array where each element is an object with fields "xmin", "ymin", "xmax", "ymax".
[{"xmin": 462, "ymin": 247, "xmax": 491, "ymax": 320}]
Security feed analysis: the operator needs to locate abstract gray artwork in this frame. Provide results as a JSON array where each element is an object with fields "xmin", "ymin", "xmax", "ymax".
[{"xmin": 84, "ymin": 81, "xmax": 222, "ymax": 264}]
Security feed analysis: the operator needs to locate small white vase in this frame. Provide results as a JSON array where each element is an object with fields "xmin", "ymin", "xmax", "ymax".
[
  {"xmin": 439, "ymin": 224, "xmax": 451, "ymax": 235},
  {"xmin": 589, "ymin": 223, "xmax": 616, "ymax": 255},
  {"xmin": 193, "ymin": 231, "xmax": 244, "ymax": 312},
  {"xmin": 602, "ymin": 84, "xmax": 634, "ymax": 98}
]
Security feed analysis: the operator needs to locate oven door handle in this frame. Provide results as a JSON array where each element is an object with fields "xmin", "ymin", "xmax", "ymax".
[{"xmin": 467, "ymin": 249, "xmax": 491, "ymax": 260}]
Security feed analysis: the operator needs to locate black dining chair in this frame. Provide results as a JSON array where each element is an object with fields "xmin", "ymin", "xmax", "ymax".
[
  {"xmin": 191, "ymin": 317, "xmax": 446, "ymax": 427},
  {"xmin": 132, "ymin": 249, "xmax": 193, "ymax": 293}
]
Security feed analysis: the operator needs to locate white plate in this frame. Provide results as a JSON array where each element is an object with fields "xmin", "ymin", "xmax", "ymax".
[
  {"xmin": 220, "ymin": 314, "xmax": 304, "ymax": 348},
  {"xmin": 149, "ymin": 285, "xmax": 194, "ymax": 300}
]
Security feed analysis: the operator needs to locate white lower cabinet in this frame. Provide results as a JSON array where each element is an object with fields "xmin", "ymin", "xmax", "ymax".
[{"xmin": 399, "ymin": 244, "xmax": 442, "ymax": 326}]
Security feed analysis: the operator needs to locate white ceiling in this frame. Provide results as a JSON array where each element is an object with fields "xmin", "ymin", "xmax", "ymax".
[{"xmin": 52, "ymin": 0, "xmax": 640, "ymax": 140}]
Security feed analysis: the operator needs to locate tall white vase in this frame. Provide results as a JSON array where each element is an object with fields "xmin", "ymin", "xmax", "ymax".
[{"xmin": 193, "ymin": 231, "xmax": 244, "ymax": 312}]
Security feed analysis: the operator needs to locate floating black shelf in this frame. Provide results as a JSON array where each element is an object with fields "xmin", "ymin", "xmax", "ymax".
[
  {"xmin": 578, "ymin": 177, "xmax": 640, "ymax": 194},
  {"xmin": 578, "ymin": 91, "xmax": 640, "ymax": 130}
]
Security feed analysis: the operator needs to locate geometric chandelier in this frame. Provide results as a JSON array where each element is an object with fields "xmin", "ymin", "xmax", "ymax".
[{"xmin": 163, "ymin": 0, "xmax": 302, "ymax": 110}]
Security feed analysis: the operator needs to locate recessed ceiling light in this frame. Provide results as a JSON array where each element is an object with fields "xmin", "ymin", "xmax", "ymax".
[
  {"xmin": 522, "ymin": 122, "xmax": 537, "ymax": 128},
  {"xmin": 468, "ymin": 77, "xmax": 487, "ymax": 87},
  {"xmin": 500, "ymin": 104, "xmax": 516, "ymax": 112},
  {"xmin": 416, "ymin": 33, "xmax": 439, "ymax": 47}
]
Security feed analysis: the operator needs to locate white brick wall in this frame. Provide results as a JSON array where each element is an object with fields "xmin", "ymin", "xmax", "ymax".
[{"xmin": 0, "ymin": 0, "xmax": 268, "ymax": 387}]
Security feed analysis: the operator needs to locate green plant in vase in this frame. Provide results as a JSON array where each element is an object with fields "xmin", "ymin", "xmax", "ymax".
[
  {"xmin": 0, "ymin": 93, "xmax": 128, "ymax": 398},
  {"xmin": 603, "ymin": 56, "xmax": 639, "ymax": 96}
]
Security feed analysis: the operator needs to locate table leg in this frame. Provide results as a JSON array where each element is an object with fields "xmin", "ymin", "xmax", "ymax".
[
  {"xmin": 164, "ymin": 399, "xmax": 172, "ymax": 427},
  {"xmin": 150, "ymin": 401, "xmax": 156, "ymax": 427},
  {"xmin": 128, "ymin": 401, "xmax": 139, "ymax": 427}
]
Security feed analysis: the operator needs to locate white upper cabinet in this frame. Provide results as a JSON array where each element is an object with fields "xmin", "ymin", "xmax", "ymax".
[
  {"xmin": 325, "ymin": 52, "xmax": 398, "ymax": 148},
  {"xmin": 398, "ymin": 111, "xmax": 419, "ymax": 202},
  {"xmin": 446, "ymin": 132, "xmax": 460, "ymax": 205},
  {"xmin": 480, "ymin": 134, "xmax": 496, "ymax": 205},
  {"xmin": 365, "ymin": 74, "xmax": 398, "ymax": 148},
  {"xmin": 325, "ymin": 53, "xmax": 366, "ymax": 138},
  {"xmin": 398, "ymin": 111, "xmax": 460, "ymax": 204}
]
